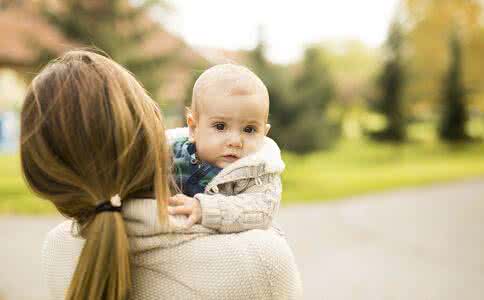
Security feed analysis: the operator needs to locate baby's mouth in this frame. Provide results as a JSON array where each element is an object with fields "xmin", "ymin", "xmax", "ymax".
[{"xmin": 223, "ymin": 154, "xmax": 239, "ymax": 161}]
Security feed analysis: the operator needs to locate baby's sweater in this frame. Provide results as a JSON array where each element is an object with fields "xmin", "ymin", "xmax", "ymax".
[{"xmin": 167, "ymin": 128, "xmax": 285, "ymax": 233}]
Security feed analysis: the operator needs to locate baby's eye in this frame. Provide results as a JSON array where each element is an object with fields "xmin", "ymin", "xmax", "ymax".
[
  {"xmin": 213, "ymin": 123, "xmax": 225, "ymax": 131},
  {"xmin": 243, "ymin": 126, "xmax": 256, "ymax": 134}
]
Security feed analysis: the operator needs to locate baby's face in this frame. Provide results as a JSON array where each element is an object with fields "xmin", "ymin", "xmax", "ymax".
[{"xmin": 189, "ymin": 92, "xmax": 270, "ymax": 168}]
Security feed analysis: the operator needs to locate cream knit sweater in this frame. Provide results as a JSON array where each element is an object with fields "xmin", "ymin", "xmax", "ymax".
[
  {"xmin": 168, "ymin": 127, "xmax": 286, "ymax": 233},
  {"xmin": 42, "ymin": 199, "xmax": 303, "ymax": 299}
]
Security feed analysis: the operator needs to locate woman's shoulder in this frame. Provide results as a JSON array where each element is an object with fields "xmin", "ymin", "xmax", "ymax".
[
  {"xmin": 239, "ymin": 228, "xmax": 301, "ymax": 279},
  {"xmin": 240, "ymin": 229, "xmax": 302, "ymax": 298},
  {"xmin": 42, "ymin": 220, "xmax": 84, "ymax": 264},
  {"xmin": 44, "ymin": 220, "xmax": 73, "ymax": 238},
  {"xmin": 42, "ymin": 220, "xmax": 84, "ymax": 300},
  {"xmin": 131, "ymin": 227, "xmax": 302, "ymax": 299},
  {"xmin": 43, "ymin": 220, "xmax": 85, "ymax": 251},
  {"xmin": 42, "ymin": 218, "xmax": 303, "ymax": 299},
  {"xmin": 249, "ymin": 229, "xmax": 303, "ymax": 298}
]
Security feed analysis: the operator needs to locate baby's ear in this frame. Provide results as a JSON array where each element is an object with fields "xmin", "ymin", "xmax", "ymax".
[
  {"xmin": 186, "ymin": 109, "xmax": 197, "ymax": 142},
  {"xmin": 264, "ymin": 124, "xmax": 271, "ymax": 136}
]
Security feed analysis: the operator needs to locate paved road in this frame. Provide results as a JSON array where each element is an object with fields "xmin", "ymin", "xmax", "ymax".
[{"xmin": 1, "ymin": 178, "xmax": 483, "ymax": 300}]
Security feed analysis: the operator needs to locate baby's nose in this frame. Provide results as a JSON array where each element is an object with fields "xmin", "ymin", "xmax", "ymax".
[{"xmin": 227, "ymin": 133, "xmax": 243, "ymax": 148}]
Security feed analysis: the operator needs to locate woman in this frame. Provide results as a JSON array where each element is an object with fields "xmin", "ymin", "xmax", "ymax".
[{"xmin": 21, "ymin": 50, "xmax": 302, "ymax": 299}]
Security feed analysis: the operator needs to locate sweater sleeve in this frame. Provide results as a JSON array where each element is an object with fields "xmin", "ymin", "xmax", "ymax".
[{"xmin": 194, "ymin": 174, "xmax": 282, "ymax": 233}]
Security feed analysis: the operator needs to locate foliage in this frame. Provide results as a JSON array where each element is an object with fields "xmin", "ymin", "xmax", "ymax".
[
  {"xmin": 249, "ymin": 40, "xmax": 338, "ymax": 153},
  {"xmin": 369, "ymin": 21, "xmax": 406, "ymax": 142},
  {"xmin": 39, "ymin": 0, "xmax": 173, "ymax": 99},
  {"xmin": 439, "ymin": 30, "xmax": 470, "ymax": 141},
  {"xmin": 403, "ymin": 0, "xmax": 484, "ymax": 114},
  {"xmin": 315, "ymin": 41, "xmax": 380, "ymax": 139},
  {"xmin": 291, "ymin": 46, "xmax": 339, "ymax": 151},
  {"xmin": 248, "ymin": 40, "xmax": 298, "ymax": 151},
  {"xmin": 323, "ymin": 40, "xmax": 379, "ymax": 106}
]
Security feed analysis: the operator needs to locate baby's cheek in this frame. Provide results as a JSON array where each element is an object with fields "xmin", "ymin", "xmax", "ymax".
[{"xmin": 245, "ymin": 137, "xmax": 264, "ymax": 154}]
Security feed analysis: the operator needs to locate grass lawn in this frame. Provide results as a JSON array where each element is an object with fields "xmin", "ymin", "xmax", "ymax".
[
  {"xmin": 2, "ymin": 140, "xmax": 484, "ymax": 214},
  {"xmin": 282, "ymin": 140, "xmax": 484, "ymax": 203},
  {"xmin": 0, "ymin": 154, "xmax": 56, "ymax": 214}
]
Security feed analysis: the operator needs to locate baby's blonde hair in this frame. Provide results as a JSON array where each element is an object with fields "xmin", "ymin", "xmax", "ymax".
[{"xmin": 190, "ymin": 64, "xmax": 269, "ymax": 119}]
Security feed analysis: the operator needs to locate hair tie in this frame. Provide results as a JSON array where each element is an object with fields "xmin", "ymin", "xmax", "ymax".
[{"xmin": 95, "ymin": 194, "xmax": 122, "ymax": 213}]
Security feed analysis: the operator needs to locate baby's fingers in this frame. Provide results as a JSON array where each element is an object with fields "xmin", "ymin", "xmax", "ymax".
[
  {"xmin": 168, "ymin": 205, "xmax": 192, "ymax": 215},
  {"xmin": 168, "ymin": 195, "xmax": 186, "ymax": 206},
  {"xmin": 185, "ymin": 214, "xmax": 198, "ymax": 229}
]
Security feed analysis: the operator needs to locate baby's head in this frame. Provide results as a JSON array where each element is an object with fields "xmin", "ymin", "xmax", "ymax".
[{"xmin": 187, "ymin": 64, "xmax": 270, "ymax": 168}]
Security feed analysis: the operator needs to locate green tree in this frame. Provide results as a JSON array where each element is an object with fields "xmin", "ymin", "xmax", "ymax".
[
  {"xmin": 404, "ymin": 0, "xmax": 484, "ymax": 115},
  {"xmin": 371, "ymin": 22, "xmax": 406, "ymax": 142},
  {"xmin": 291, "ymin": 46, "xmax": 338, "ymax": 151},
  {"xmin": 249, "ymin": 40, "xmax": 337, "ymax": 153},
  {"xmin": 294, "ymin": 47, "xmax": 333, "ymax": 115},
  {"xmin": 40, "ymin": 0, "xmax": 173, "ymax": 99},
  {"xmin": 248, "ymin": 39, "xmax": 297, "ymax": 151},
  {"xmin": 439, "ymin": 30, "xmax": 470, "ymax": 141}
]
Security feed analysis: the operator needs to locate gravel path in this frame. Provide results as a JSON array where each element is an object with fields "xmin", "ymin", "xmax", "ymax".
[{"xmin": 1, "ymin": 178, "xmax": 483, "ymax": 300}]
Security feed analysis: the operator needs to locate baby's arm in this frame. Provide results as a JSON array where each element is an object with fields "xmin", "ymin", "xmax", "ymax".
[{"xmin": 194, "ymin": 173, "xmax": 282, "ymax": 233}]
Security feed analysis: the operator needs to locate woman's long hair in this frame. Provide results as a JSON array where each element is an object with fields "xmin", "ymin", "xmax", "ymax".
[{"xmin": 20, "ymin": 50, "xmax": 171, "ymax": 300}]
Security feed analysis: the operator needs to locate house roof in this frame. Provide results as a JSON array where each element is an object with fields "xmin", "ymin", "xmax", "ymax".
[
  {"xmin": 0, "ymin": 2, "xmax": 206, "ymax": 70},
  {"xmin": 0, "ymin": 3, "xmax": 74, "ymax": 68},
  {"xmin": 0, "ymin": 1, "xmax": 209, "ymax": 108}
]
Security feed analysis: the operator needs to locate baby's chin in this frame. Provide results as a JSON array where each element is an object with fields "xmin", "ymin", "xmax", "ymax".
[
  {"xmin": 215, "ymin": 155, "xmax": 244, "ymax": 168},
  {"xmin": 215, "ymin": 159, "xmax": 237, "ymax": 169},
  {"xmin": 215, "ymin": 149, "xmax": 261, "ymax": 168},
  {"xmin": 215, "ymin": 162, "xmax": 229, "ymax": 168}
]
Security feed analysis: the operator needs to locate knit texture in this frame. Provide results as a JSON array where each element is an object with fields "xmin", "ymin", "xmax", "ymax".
[
  {"xmin": 41, "ymin": 199, "xmax": 303, "ymax": 299},
  {"xmin": 168, "ymin": 127, "xmax": 286, "ymax": 233}
]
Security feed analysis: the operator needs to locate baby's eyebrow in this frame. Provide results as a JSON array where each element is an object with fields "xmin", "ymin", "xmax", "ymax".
[
  {"xmin": 242, "ymin": 121, "xmax": 265, "ymax": 128},
  {"xmin": 207, "ymin": 116, "xmax": 263, "ymax": 125},
  {"xmin": 245, "ymin": 120, "xmax": 263, "ymax": 125},
  {"xmin": 208, "ymin": 116, "xmax": 230, "ymax": 121}
]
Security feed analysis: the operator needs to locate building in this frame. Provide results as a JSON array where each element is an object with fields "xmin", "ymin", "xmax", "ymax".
[{"xmin": 0, "ymin": 0, "xmax": 209, "ymax": 134}]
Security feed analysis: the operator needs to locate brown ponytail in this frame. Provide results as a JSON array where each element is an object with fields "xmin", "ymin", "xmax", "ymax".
[
  {"xmin": 20, "ymin": 50, "xmax": 171, "ymax": 300},
  {"xmin": 66, "ymin": 213, "xmax": 131, "ymax": 300}
]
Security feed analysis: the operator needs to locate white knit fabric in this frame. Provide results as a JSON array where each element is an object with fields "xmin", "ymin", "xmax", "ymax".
[
  {"xmin": 168, "ymin": 127, "xmax": 285, "ymax": 234},
  {"xmin": 42, "ymin": 199, "xmax": 303, "ymax": 299}
]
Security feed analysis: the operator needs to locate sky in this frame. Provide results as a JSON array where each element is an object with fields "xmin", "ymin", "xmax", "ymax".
[{"xmin": 160, "ymin": 0, "xmax": 401, "ymax": 64}]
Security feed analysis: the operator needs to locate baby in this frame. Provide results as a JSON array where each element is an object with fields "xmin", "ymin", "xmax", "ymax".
[{"xmin": 168, "ymin": 64, "xmax": 285, "ymax": 233}]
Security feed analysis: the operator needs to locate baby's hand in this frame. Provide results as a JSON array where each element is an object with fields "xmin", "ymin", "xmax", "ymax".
[{"xmin": 168, "ymin": 194, "xmax": 202, "ymax": 229}]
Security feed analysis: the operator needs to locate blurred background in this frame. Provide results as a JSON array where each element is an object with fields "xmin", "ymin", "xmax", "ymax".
[
  {"xmin": 0, "ymin": 0, "xmax": 483, "ymax": 213},
  {"xmin": 1, "ymin": 1, "xmax": 484, "ymax": 299}
]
